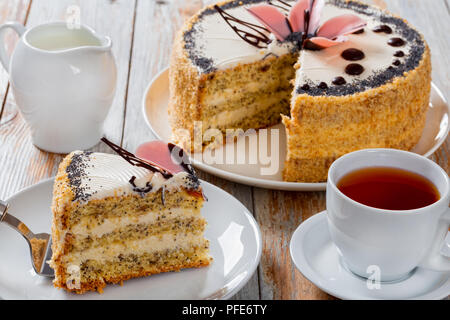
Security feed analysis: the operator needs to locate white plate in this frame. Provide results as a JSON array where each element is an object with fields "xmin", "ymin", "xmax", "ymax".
[
  {"xmin": 290, "ymin": 211, "xmax": 450, "ymax": 300},
  {"xmin": 143, "ymin": 68, "xmax": 449, "ymax": 191},
  {"xmin": 0, "ymin": 178, "xmax": 261, "ymax": 300}
]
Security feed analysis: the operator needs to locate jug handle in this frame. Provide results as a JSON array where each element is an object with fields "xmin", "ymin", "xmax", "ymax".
[{"xmin": 0, "ymin": 22, "xmax": 26, "ymax": 72}]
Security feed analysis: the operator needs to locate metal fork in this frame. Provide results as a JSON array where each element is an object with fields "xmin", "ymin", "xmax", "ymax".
[{"xmin": 0, "ymin": 200, "xmax": 54, "ymax": 277}]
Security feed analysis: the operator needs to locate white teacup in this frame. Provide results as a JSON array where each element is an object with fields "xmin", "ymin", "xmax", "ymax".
[
  {"xmin": 0, "ymin": 21, "xmax": 116, "ymax": 153},
  {"xmin": 327, "ymin": 149, "xmax": 450, "ymax": 282}
]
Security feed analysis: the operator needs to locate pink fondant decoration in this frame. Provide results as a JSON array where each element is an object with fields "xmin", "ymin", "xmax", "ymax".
[
  {"xmin": 308, "ymin": 35, "xmax": 347, "ymax": 48},
  {"xmin": 316, "ymin": 14, "xmax": 367, "ymax": 40},
  {"xmin": 245, "ymin": 1, "xmax": 366, "ymax": 49},
  {"xmin": 246, "ymin": 5, "xmax": 291, "ymax": 41},
  {"xmin": 307, "ymin": 0, "xmax": 324, "ymax": 34},
  {"xmin": 136, "ymin": 141, "xmax": 185, "ymax": 174},
  {"xmin": 288, "ymin": 0, "xmax": 311, "ymax": 33}
]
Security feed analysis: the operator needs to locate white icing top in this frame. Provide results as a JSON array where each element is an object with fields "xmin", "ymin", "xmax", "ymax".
[
  {"xmin": 69, "ymin": 151, "xmax": 198, "ymax": 202},
  {"xmin": 187, "ymin": 0, "xmax": 416, "ymax": 92},
  {"xmin": 294, "ymin": 5, "xmax": 411, "ymax": 93},
  {"xmin": 188, "ymin": 2, "xmax": 296, "ymax": 70}
]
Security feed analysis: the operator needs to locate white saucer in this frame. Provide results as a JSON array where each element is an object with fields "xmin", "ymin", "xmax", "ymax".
[
  {"xmin": 290, "ymin": 211, "xmax": 450, "ymax": 300},
  {"xmin": 142, "ymin": 68, "xmax": 449, "ymax": 191},
  {"xmin": 0, "ymin": 178, "xmax": 262, "ymax": 300}
]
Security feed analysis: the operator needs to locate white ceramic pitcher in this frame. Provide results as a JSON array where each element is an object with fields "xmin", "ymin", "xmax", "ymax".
[{"xmin": 0, "ymin": 21, "xmax": 117, "ymax": 153}]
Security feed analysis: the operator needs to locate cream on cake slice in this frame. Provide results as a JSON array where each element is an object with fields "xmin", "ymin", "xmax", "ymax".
[{"xmin": 50, "ymin": 139, "xmax": 210, "ymax": 294}]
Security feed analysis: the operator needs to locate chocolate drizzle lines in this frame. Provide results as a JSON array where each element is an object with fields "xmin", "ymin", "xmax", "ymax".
[
  {"xmin": 214, "ymin": 5, "xmax": 271, "ymax": 49},
  {"xmin": 268, "ymin": 0, "xmax": 292, "ymax": 12},
  {"xmin": 167, "ymin": 143, "xmax": 197, "ymax": 178},
  {"xmin": 215, "ymin": 0, "xmax": 319, "ymax": 51},
  {"xmin": 101, "ymin": 137, "xmax": 173, "ymax": 179},
  {"xmin": 302, "ymin": 8, "xmax": 311, "ymax": 45},
  {"xmin": 129, "ymin": 176, "xmax": 153, "ymax": 194},
  {"xmin": 101, "ymin": 138, "xmax": 202, "ymax": 200},
  {"xmin": 301, "ymin": 0, "xmax": 320, "ymax": 50}
]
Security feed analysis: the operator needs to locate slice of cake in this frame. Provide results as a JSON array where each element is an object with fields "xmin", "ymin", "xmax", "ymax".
[
  {"xmin": 168, "ymin": 0, "xmax": 430, "ymax": 182},
  {"xmin": 49, "ymin": 139, "xmax": 210, "ymax": 294}
]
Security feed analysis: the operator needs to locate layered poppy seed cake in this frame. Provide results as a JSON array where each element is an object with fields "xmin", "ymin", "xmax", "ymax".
[
  {"xmin": 168, "ymin": 0, "xmax": 430, "ymax": 182},
  {"xmin": 49, "ymin": 139, "xmax": 210, "ymax": 294},
  {"xmin": 283, "ymin": 1, "xmax": 430, "ymax": 182}
]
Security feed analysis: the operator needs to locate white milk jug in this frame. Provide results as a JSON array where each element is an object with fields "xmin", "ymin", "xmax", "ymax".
[{"xmin": 0, "ymin": 21, "xmax": 117, "ymax": 153}]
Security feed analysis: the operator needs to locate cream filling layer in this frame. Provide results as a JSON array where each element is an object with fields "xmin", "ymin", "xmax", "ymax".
[
  {"xmin": 71, "ymin": 208, "xmax": 200, "ymax": 238},
  {"xmin": 63, "ymin": 232, "xmax": 207, "ymax": 266},
  {"xmin": 205, "ymin": 68, "xmax": 293, "ymax": 107},
  {"xmin": 206, "ymin": 82, "xmax": 265, "ymax": 107},
  {"xmin": 206, "ymin": 93, "xmax": 288, "ymax": 127}
]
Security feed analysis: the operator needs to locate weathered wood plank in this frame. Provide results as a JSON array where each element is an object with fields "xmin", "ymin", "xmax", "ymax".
[
  {"xmin": 384, "ymin": 0, "xmax": 449, "ymax": 94},
  {"xmin": 254, "ymin": 188, "xmax": 335, "ymax": 300},
  {"xmin": 0, "ymin": 0, "xmax": 136, "ymax": 200},
  {"xmin": 120, "ymin": 0, "xmax": 260, "ymax": 299},
  {"xmin": 0, "ymin": 0, "xmax": 31, "ymax": 125}
]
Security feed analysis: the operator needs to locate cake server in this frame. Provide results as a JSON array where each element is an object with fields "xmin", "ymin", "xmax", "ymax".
[{"xmin": 0, "ymin": 200, "xmax": 54, "ymax": 277}]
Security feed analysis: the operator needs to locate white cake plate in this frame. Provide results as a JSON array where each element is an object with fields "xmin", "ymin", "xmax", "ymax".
[
  {"xmin": 0, "ymin": 178, "xmax": 261, "ymax": 300},
  {"xmin": 142, "ymin": 68, "xmax": 449, "ymax": 191}
]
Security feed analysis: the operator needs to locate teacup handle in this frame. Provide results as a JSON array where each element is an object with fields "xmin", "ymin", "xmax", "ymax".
[
  {"xmin": 0, "ymin": 22, "xmax": 26, "ymax": 72},
  {"xmin": 418, "ymin": 208, "xmax": 450, "ymax": 272}
]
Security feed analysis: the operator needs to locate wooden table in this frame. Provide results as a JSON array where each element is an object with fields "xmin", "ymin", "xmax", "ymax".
[{"xmin": 0, "ymin": 0, "xmax": 448, "ymax": 300}]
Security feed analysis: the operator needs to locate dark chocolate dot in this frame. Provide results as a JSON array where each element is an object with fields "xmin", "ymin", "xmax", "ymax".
[
  {"xmin": 388, "ymin": 37, "xmax": 405, "ymax": 47},
  {"xmin": 260, "ymin": 65, "xmax": 270, "ymax": 72},
  {"xmin": 353, "ymin": 28, "xmax": 364, "ymax": 34},
  {"xmin": 332, "ymin": 76, "xmax": 346, "ymax": 85},
  {"xmin": 301, "ymin": 84, "xmax": 310, "ymax": 91},
  {"xmin": 388, "ymin": 66, "xmax": 394, "ymax": 70},
  {"xmin": 373, "ymin": 25, "xmax": 392, "ymax": 34},
  {"xmin": 392, "ymin": 59, "xmax": 401, "ymax": 66},
  {"xmin": 318, "ymin": 82, "xmax": 328, "ymax": 89},
  {"xmin": 345, "ymin": 63, "xmax": 364, "ymax": 76},
  {"xmin": 394, "ymin": 50, "xmax": 405, "ymax": 57},
  {"xmin": 341, "ymin": 48, "xmax": 365, "ymax": 61}
]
